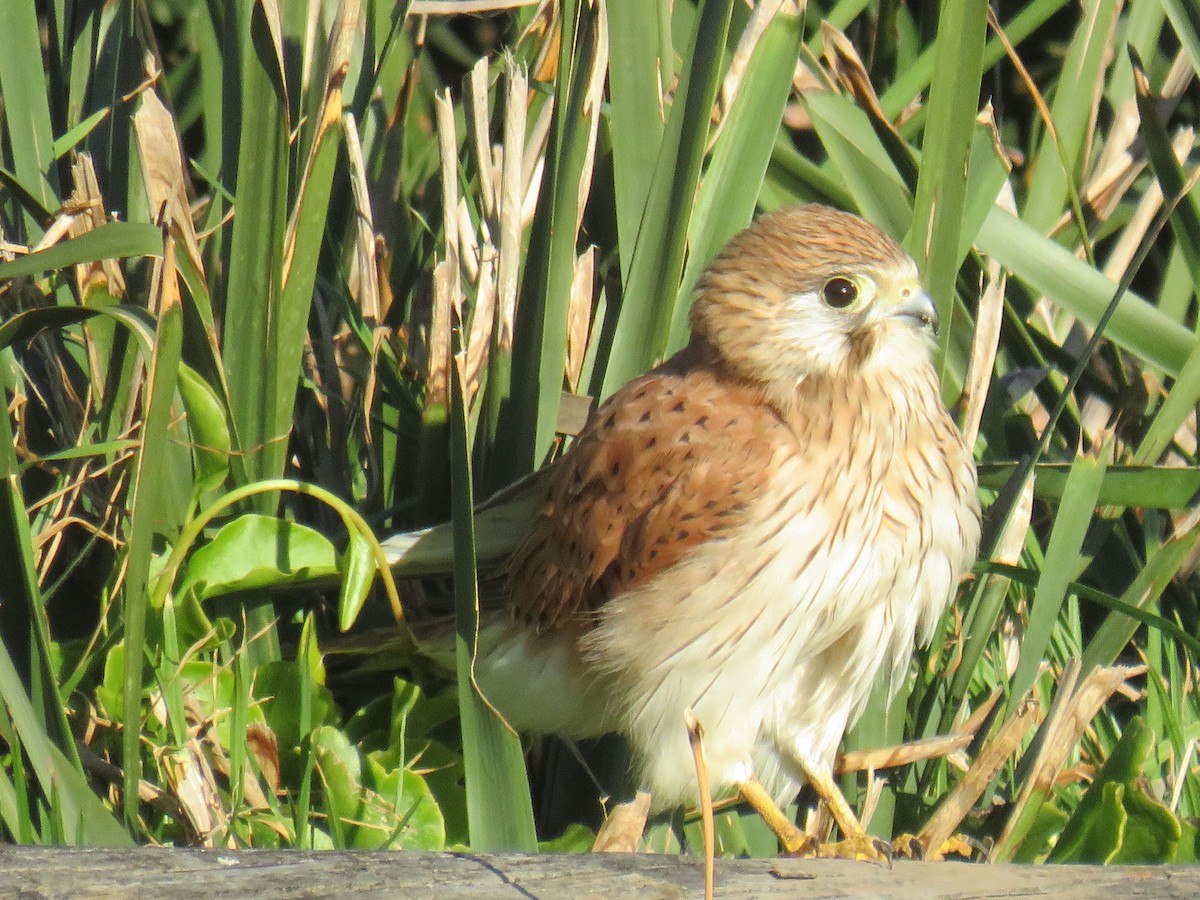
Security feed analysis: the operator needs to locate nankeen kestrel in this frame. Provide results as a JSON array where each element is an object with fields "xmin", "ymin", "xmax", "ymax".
[{"xmin": 443, "ymin": 205, "xmax": 979, "ymax": 857}]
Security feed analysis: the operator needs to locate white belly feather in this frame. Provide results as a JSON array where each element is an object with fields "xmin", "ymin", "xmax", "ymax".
[{"xmin": 578, "ymin": 441, "xmax": 975, "ymax": 810}]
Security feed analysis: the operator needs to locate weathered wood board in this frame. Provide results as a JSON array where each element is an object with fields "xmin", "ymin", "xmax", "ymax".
[{"xmin": 0, "ymin": 849, "xmax": 1193, "ymax": 899}]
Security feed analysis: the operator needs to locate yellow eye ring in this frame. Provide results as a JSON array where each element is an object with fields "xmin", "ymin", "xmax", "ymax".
[{"xmin": 822, "ymin": 276, "xmax": 859, "ymax": 309}]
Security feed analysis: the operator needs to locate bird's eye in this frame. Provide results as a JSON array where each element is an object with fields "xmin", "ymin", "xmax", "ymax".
[{"xmin": 822, "ymin": 276, "xmax": 859, "ymax": 309}]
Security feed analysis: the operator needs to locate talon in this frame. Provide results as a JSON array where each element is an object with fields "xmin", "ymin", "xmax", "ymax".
[
  {"xmin": 815, "ymin": 831, "xmax": 893, "ymax": 866},
  {"xmin": 892, "ymin": 831, "xmax": 983, "ymax": 861},
  {"xmin": 892, "ymin": 832, "xmax": 925, "ymax": 859},
  {"xmin": 874, "ymin": 837, "xmax": 895, "ymax": 867}
]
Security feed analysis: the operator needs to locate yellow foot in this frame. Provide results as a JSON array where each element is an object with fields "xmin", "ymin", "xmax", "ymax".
[
  {"xmin": 735, "ymin": 778, "xmax": 817, "ymax": 855},
  {"xmin": 775, "ymin": 826, "xmax": 818, "ymax": 857},
  {"xmin": 813, "ymin": 830, "xmax": 893, "ymax": 866}
]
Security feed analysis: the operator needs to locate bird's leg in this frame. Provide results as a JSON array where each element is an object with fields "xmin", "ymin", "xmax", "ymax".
[
  {"xmin": 734, "ymin": 777, "xmax": 816, "ymax": 855},
  {"xmin": 798, "ymin": 763, "xmax": 891, "ymax": 864},
  {"xmin": 592, "ymin": 790, "xmax": 652, "ymax": 852}
]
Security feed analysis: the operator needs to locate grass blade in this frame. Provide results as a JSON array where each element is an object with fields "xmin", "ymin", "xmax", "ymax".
[
  {"xmin": 494, "ymin": 0, "xmax": 607, "ymax": 483},
  {"xmin": 598, "ymin": 0, "xmax": 737, "ymax": 397},
  {"xmin": 906, "ymin": 0, "xmax": 988, "ymax": 350},
  {"xmin": 120, "ymin": 229, "xmax": 184, "ymax": 825},
  {"xmin": 803, "ymin": 90, "xmax": 913, "ymax": 235},
  {"xmin": 666, "ymin": 4, "xmax": 804, "ymax": 351},
  {"xmin": 976, "ymin": 207, "xmax": 1194, "ymax": 375},
  {"xmin": 0, "ymin": 223, "xmax": 163, "ymax": 280},
  {"xmin": 222, "ymin": 0, "xmax": 291, "ymax": 490},
  {"xmin": 1021, "ymin": 0, "xmax": 1121, "ymax": 233},
  {"xmin": 1160, "ymin": 0, "xmax": 1200, "ymax": 83},
  {"xmin": 1081, "ymin": 512, "xmax": 1200, "ymax": 674},
  {"xmin": 1008, "ymin": 448, "xmax": 1107, "ymax": 708},
  {"xmin": 0, "ymin": 0, "xmax": 59, "ymax": 235},
  {"xmin": 606, "ymin": 0, "xmax": 666, "ymax": 281},
  {"xmin": 450, "ymin": 337, "xmax": 537, "ymax": 851}
]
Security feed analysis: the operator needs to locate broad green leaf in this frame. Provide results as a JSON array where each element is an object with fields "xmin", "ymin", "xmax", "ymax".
[
  {"xmin": 178, "ymin": 513, "xmax": 340, "ymax": 602},
  {"xmin": 1051, "ymin": 718, "xmax": 1180, "ymax": 863},
  {"xmin": 1051, "ymin": 781, "xmax": 1127, "ymax": 863},
  {"xmin": 176, "ymin": 363, "xmax": 232, "ymax": 502},
  {"xmin": 338, "ymin": 530, "xmax": 378, "ymax": 632},
  {"xmin": 170, "ymin": 658, "xmax": 239, "ymax": 746},
  {"xmin": 311, "ymin": 724, "xmax": 363, "ymax": 846},
  {"xmin": 1176, "ymin": 819, "xmax": 1200, "ymax": 864},
  {"xmin": 258, "ymin": 661, "xmax": 339, "ymax": 771},
  {"xmin": 1010, "ymin": 800, "xmax": 1070, "ymax": 862},
  {"xmin": 539, "ymin": 822, "xmax": 597, "ymax": 852},
  {"xmin": 364, "ymin": 755, "xmax": 446, "ymax": 850},
  {"xmin": 1112, "ymin": 777, "xmax": 1182, "ymax": 864},
  {"xmin": 311, "ymin": 724, "xmax": 445, "ymax": 850}
]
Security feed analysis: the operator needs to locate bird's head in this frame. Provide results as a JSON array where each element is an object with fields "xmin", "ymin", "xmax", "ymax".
[{"xmin": 690, "ymin": 205, "xmax": 938, "ymax": 389}]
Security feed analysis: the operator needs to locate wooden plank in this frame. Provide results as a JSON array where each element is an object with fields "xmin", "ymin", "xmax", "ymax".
[{"xmin": 0, "ymin": 849, "xmax": 1192, "ymax": 899}]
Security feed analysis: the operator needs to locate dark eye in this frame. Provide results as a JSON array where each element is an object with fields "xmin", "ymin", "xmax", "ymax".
[{"xmin": 822, "ymin": 277, "xmax": 858, "ymax": 309}]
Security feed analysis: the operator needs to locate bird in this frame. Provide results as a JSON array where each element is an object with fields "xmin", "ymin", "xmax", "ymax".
[{"xmin": 398, "ymin": 204, "xmax": 980, "ymax": 858}]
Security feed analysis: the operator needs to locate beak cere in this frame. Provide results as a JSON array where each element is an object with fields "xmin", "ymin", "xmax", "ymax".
[{"xmin": 894, "ymin": 290, "xmax": 939, "ymax": 336}]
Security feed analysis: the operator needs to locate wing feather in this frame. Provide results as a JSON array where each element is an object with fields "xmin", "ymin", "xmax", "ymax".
[{"xmin": 506, "ymin": 349, "xmax": 791, "ymax": 632}]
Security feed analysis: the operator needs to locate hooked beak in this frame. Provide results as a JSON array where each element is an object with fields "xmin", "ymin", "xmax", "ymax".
[{"xmin": 893, "ymin": 289, "xmax": 939, "ymax": 336}]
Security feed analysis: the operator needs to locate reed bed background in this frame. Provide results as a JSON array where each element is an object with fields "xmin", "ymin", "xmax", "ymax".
[{"xmin": 0, "ymin": 0, "xmax": 1197, "ymax": 862}]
